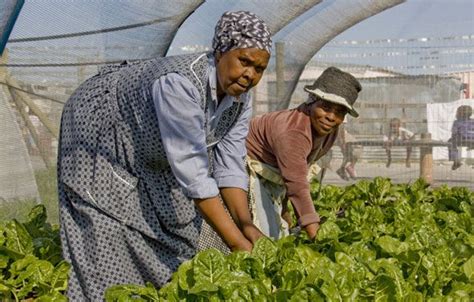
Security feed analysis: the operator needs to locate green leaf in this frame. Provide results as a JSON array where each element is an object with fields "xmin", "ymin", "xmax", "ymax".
[
  {"xmin": 226, "ymin": 251, "xmax": 251, "ymax": 271},
  {"xmin": 239, "ymin": 257, "xmax": 265, "ymax": 279},
  {"xmin": 25, "ymin": 205, "xmax": 48, "ymax": 231},
  {"xmin": 189, "ymin": 249, "xmax": 227, "ymax": 294},
  {"xmin": 0, "ymin": 254, "xmax": 9, "ymax": 269},
  {"xmin": 48, "ymin": 261, "xmax": 70, "ymax": 292},
  {"xmin": 174, "ymin": 260, "xmax": 193, "ymax": 291},
  {"xmin": 373, "ymin": 275, "xmax": 397, "ymax": 302},
  {"xmin": 0, "ymin": 228, "xmax": 5, "ymax": 246},
  {"xmin": 157, "ymin": 281, "xmax": 181, "ymax": 302},
  {"xmin": 370, "ymin": 258, "xmax": 409, "ymax": 299},
  {"xmin": 335, "ymin": 252, "xmax": 356, "ymax": 267},
  {"xmin": 3, "ymin": 220, "xmax": 34, "ymax": 257},
  {"xmin": 105, "ymin": 282, "xmax": 159, "ymax": 301},
  {"xmin": 251, "ymin": 237, "xmax": 277, "ymax": 269},
  {"xmin": 281, "ymin": 270, "xmax": 304, "ymax": 290},
  {"xmin": 9, "ymin": 255, "xmax": 54, "ymax": 285},
  {"xmin": 462, "ymin": 256, "xmax": 474, "ymax": 281},
  {"xmin": 402, "ymin": 291, "xmax": 424, "ymax": 301},
  {"xmin": 36, "ymin": 291, "xmax": 68, "ymax": 302},
  {"xmin": 288, "ymin": 286, "xmax": 325, "ymax": 302},
  {"xmin": 294, "ymin": 245, "xmax": 322, "ymax": 269},
  {"xmin": 376, "ymin": 236, "xmax": 409, "ymax": 255},
  {"xmin": 0, "ymin": 282, "xmax": 12, "ymax": 293},
  {"xmin": 226, "ymin": 280, "xmax": 269, "ymax": 301},
  {"xmin": 316, "ymin": 221, "xmax": 341, "ymax": 241}
]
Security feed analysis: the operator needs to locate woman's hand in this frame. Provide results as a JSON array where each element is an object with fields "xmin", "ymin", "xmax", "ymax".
[
  {"xmin": 195, "ymin": 196, "xmax": 255, "ymax": 253},
  {"xmin": 230, "ymin": 237, "xmax": 253, "ymax": 252},
  {"xmin": 220, "ymin": 188, "xmax": 266, "ymax": 245},
  {"xmin": 242, "ymin": 222, "xmax": 265, "ymax": 244},
  {"xmin": 304, "ymin": 222, "xmax": 320, "ymax": 240}
]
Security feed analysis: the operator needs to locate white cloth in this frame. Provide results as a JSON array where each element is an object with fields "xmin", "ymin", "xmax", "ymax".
[{"xmin": 426, "ymin": 99, "xmax": 474, "ymax": 160}]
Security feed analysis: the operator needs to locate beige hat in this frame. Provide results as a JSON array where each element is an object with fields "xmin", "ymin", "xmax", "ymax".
[{"xmin": 304, "ymin": 67, "xmax": 362, "ymax": 117}]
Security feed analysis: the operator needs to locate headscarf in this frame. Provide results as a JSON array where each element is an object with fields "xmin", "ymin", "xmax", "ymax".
[{"xmin": 212, "ymin": 11, "xmax": 272, "ymax": 54}]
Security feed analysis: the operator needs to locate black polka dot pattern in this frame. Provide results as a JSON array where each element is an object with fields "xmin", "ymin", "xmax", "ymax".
[{"xmin": 58, "ymin": 52, "xmax": 244, "ymax": 300}]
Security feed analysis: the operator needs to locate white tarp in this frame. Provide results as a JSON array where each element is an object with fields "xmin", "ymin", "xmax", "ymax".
[{"xmin": 426, "ymin": 99, "xmax": 474, "ymax": 160}]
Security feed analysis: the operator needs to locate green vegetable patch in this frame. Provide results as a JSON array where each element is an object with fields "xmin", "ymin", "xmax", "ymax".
[
  {"xmin": 0, "ymin": 205, "xmax": 69, "ymax": 301},
  {"xmin": 106, "ymin": 178, "xmax": 473, "ymax": 301},
  {"xmin": 1, "ymin": 178, "xmax": 472, "ymax": 301}
]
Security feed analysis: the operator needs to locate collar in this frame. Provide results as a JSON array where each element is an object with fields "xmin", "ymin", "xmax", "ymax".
[{"xmin": 207, "ymin": 55, "xmax": 219, "ymax": 106}]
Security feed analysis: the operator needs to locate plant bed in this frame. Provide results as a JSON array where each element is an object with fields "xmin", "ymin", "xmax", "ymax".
[
  {"xmin": 0, "ymin": 205, "xmax": 69, "ymax": 301},
  {"xmin": 105, "ymin": 178, "xmax": 474, "ymax": 301},
  {"xmin": 1, "ymin": 178, "xmax": 472, "ymax": 301}
]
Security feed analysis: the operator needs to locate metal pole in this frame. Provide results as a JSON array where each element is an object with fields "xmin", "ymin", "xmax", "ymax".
[
  {"xmin": 5, "ymin": 76, "xmax": 59, "ymax": 139},
  {"xmin": 9, "ymin": 90, "xmax": 52, "ymax": 168},
  {"xmin": 419, "ymin": 132, "xmax": 433, "ymax": 184},
  {"xmin": 275, "ymin": 42, "xmax": 285, "ymax": 110}
]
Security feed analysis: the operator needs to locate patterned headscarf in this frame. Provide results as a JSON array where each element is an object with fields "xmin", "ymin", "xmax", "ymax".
[{"xmin": 212, "ymin": 11, "xmax": 272, "ymax": 54}]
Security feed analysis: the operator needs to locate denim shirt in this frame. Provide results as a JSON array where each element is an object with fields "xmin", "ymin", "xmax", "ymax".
[{"xmin": 152, "ymin": 57, "xmax": 251, "ymax": 199}]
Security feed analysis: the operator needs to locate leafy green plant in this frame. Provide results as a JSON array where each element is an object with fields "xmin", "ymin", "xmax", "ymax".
[
  {"xmin": 0, "ymin": 205, "xmax": 69, "ymax": 301},
  {"xmin": 105, "ymin": 178, "xmax": 473, "ymax": 301}
]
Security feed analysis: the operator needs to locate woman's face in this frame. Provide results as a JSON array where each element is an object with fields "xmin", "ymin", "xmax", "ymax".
[
  {"xmin": 215, "ymin": 48, "xmax": 270, "ymax": 100},
  {"xmin": 310, "ymin": 98, "xmax": 347, "ymax": 136}
]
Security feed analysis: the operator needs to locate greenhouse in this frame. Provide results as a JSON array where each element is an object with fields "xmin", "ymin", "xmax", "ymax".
[{"xmin": 0, "ymin": 0, "xmax": 473, "ymax": 300}]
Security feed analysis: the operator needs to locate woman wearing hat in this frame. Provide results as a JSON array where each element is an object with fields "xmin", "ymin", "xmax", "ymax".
[
  {"xmin": 57, "ymin": 11, "xmax": 271, "ymax": 300},
  {"xmin": 242, "ymin": 67, "xmax": 362, "ymax": 241}
]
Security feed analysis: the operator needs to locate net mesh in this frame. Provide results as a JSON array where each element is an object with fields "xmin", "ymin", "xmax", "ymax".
[{"xmin": 0, "ymin": 0, "xmax": 472, "ymax": 222}]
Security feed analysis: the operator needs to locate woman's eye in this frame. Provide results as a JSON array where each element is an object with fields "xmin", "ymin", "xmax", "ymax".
[
  {"xmin": 337, "ymin": 109, "xmax": 346, "ymax": 115},
  {"xmin": 240, "ymin": 58, "xmax": 249, "ymax": 66}
]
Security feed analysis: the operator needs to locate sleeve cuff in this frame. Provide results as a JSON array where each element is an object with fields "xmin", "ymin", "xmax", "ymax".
[
  {"xmin": 298, "ymin": 213, "xmax": 320, "ymax": 227},
  {"xmin": 185, "ymin": 178, "xmax": 220, "ymax": 199},
  {"xmin": 215, "ymin": 174, "xmax": 248, "ymax": 191}
]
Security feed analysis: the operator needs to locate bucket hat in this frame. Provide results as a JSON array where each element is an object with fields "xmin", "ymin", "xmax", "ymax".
[{"xmin": 304, "ymin": 67, "xmax": 362, "ymax": 117}]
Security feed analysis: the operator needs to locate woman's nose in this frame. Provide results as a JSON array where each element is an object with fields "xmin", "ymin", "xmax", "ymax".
[
  {"xmin": 326, "ymin": 111, "xmax": 336, "ymax": 121},
  {"xmin": 243, "ymin": 67, "xmax": 255, "ymax": 80}
]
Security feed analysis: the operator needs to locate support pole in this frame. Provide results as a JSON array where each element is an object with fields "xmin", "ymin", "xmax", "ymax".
[
  {"xmin": 419, "ymin": 132, "xmax": 433, "ymax": 184},
  {"xmin": 10, "ymin": 90, "xmax": 52, "ymax": 168},
  {"xmin": 5, "ymin": 76, "xmax": 59, "ymax": 139},
  {"xmin": 275, "ymin": 42, "xmax": 285, "ymax": 110}
]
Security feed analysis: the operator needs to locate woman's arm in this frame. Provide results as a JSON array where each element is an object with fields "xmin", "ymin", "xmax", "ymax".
[
  {"xmin": 220, "ymin": 187, "xmax": 264, "ymax": 244},
  {"xmin": 195, "ymin": 195, "xmax": 253, "ymax": 251},
  {"xmin": 213, "ymin": 94, "xmax": 265, "ymax": 243},
  {"xmin": 153, "ymin": 74, "xmax": 251, "ymax": 250},
  {"xmin": 273, "ymin": 131, "xmax": 321, "ymax": 239}
]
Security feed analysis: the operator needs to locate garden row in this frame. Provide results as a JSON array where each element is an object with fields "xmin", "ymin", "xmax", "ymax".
[{"xmin": 1, "ymin": 178, "xmax": 473, "ymax": 301}]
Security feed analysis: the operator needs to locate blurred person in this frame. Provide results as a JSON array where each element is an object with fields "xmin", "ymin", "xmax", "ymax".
[
  {"xmin": 335, "ymin": 119, "xmax": 363, "ymax": 180},
  {"xmin": 57, "ymin": 11, "xmax": 271, "ymax": 301},
  {"xmin": 383, "ymin": 117, "xmax": 415, "ymax": 168},
  {"xmin": 449, "ymin": 105, "xmax": 474, "ymax": 170},
  {"xmin": 244, "ymin": 67, "xmax": 362, "ymax": 240}
]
